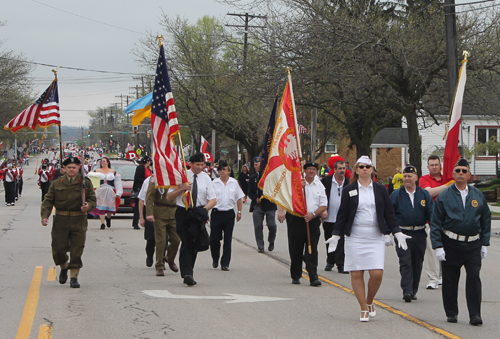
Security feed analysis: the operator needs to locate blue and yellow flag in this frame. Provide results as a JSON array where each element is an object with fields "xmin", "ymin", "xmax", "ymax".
[{"xmin": 124, "ymin": 92, "xmax": 152, "ymax": 126}]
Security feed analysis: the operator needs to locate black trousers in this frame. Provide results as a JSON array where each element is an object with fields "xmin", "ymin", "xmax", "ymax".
[
  {"xmin": 4, "ymin": 181, "xmax": 16, "ymax": 204},
  {"xmin": 441, "ymin": 235, "xmax": 482, "ymax": 318},
  {"xmin": 175, "ymin": 207, "xmax": 198, "ymax": 278},
  {"xmin": 143, "ymin": 210, "xmax": 156, "ymax": 260},
  {"xmin": 289, "ymin": 215, "xmax": 321, "ymax": 281},
  {"xmin": 210, "ymin": 210, "xmax": 235, "ymax": 267},
  {"xmin": 40, "ymin": 181, "xmax": 51, "ymax": 202},
  {"xmin": 132, "ymin": 198, "xmax": 140, "ymax": 227},
  {"xmin": 395, "ymin": 230, "xmax": 426, "ymax": 297},
  {"xmin": 322, "ymin": 222, "xmax": 345, "ymax": 268}
]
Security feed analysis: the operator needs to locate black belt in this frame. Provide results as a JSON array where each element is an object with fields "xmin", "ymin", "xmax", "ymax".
[
  {"xmin": 400, "ymin": 225, "xmax": 426, "ymax": 231},
  {"xmin": 212, "ymin": 208, "xmax": 233, "ymax": 213}
]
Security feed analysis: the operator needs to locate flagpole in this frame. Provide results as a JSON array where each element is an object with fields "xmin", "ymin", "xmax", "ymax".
[
  {"xmin": 51, "ymin": 68, "xmax": 64, "ymax": 166},
  {"xmin": 287, "ymin": 67, "xmax": 311, "ymax": 254}
]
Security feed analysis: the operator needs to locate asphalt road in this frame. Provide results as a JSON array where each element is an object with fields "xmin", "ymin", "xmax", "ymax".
[{"xmin": 1, "ymin": 170, "xmax": 499, "ymax": 339}]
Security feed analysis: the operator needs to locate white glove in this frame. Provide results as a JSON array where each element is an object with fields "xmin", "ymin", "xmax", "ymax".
[
  {"xmin": 384, "ymin": 235, "xmax": 393, "ymax": 247},
  {"xmin": 481, "ymin": 246, "xmax": 487, "ymax": 259},
  {"xmin": 394, "ymin": 232, "xmax": 411, "ymax": 251},
  {"xmin": 435, "ymin": 247, "xmax": 446, "ymax": 261},
  {"xmin": 325, "ymin": 235, "xmax": 340, "ymax": 253}
]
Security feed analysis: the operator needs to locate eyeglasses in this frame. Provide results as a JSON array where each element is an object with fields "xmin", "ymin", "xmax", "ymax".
[
  {"xmin": 455, "ymin": 168, "xmax": 468, "ymax": 174},
  {"xmin": 358, "ymin": 165, "xmax": 372, "ymax": 169}
]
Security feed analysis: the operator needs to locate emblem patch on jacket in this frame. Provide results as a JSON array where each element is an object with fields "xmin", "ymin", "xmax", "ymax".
[
  {"xmin": 420, "ymin": 200, "xmax": 426, "ymax": 207},
  {"xmin": 471, "ymin": 200, "xmax": 478, "ymax": 208}
]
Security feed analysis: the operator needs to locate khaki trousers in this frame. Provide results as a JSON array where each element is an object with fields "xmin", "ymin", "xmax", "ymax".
[{"xmin": 154, "ymin": 217, "xmax": 180, "ymax": 270}]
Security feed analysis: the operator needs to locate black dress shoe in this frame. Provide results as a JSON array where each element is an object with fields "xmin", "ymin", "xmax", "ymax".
[
  {"xmin": 70, "ymin": 277, "xmax": 80, "ymax": 288},
  {"xmin": 469, "ymin": 315, "xmax": 483, "ymax": 326},
  {"xmin": 338, "ymin": 267, "xmax": 349, "ymax": 274},
  {"xmin": 258, "ymin": 249, "xmax": 265, "ymax": 253},
  {"xmin": 403, "ymin": 294, "xmax": 412, "ymax": 302},
  {"xmin": 447, "ymin": 315, "xmax": 458, "ymax": 323},
  {"xmin": 59, "ymin": 268, "xmax": 69, "ymax": 284},
  {"xmin": 221, "ymin": 266, "xmax": 229, "ymax": 271},
  {"xmin": 146, "ymin": 258, "xmax": 153, "ymax": 267},
  {"xmin": 133, "ymin": 226, "xmax": 140, "ymax": 229},
  {"xmin": 268, "ymin": 243, "xmax": 274, "ymax": 251},
  {"xmin": 325, "ymin": 264, "xmax": 334, "ymax": 271},
  {"xmin": 310, "ymin": 280, "xmax": 322, "ymax": 287},
  {"xmin": 105, "ymin": 217, "xmax": 111, "ymax": 228},
  {"xmin": 212, "ymin": 260, "xmax": 218, "ymax": 269},
  {"xmin": 183, "ymin": 275, "xmax": 196, "ymax": 286},
  {"xmin": 100, "ymin": 224, "xmax": 105, "ymax": 230},
  {"xmin": 292, "ymin": 279, "xmax": 301, "ymax": 284}
]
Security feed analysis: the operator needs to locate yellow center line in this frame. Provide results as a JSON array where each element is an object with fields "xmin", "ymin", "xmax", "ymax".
[
  {"xmin": 314, "ymin": 273, "xmax": 463, "ymax": 339},
  {"xmin": 16, "ymin": 266, "xmax": 43, "ymax": 339},
  {"xmin": 38, "ymin": 324, "xmax": 52, "ymax": 339}
]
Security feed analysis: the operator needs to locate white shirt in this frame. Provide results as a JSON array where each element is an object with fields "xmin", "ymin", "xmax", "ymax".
[
  {"xmin": 170, "ymin": 170, "xmax": 216, "ymax": 208},
  {"xmin": 138, "ymin": 176, "xmax": 152, "ymax": 202},
  {"xmin": 324, "ymin": 175, "xmax": 344, "ymax": 223},
  {"xmin": 353, "ymin": 181, "xmax": 377, "ymax": 227},
  {"xmin": 304, "ymin": 178, "xmax": 328, "ymax": 213},
  {"xmin": 405, "ymin": 187, "xmax": 415, "ymax": 208},
  {"xmin": 455, "ymin": 184, "xmax": 469, "ymax": 209},
  {"xmin": 213, "ymin": 177, "xmax": 245, "ymax": 211}
]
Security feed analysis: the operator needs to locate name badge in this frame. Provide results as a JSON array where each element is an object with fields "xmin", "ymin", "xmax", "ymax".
[{"xmin": 349, "ymin": 190, "xmax": 358, "ymax": 197}]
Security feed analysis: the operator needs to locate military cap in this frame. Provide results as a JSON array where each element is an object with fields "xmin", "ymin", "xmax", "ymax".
[
  {"xmin": 403, "ymin": 164, "xmax": 417, "ymax": 174},
  {"xmin": 303, "ymin": 162, "xmax": 319, "ymax": 170},
  {"xmin": 62, "ymin": 157, "xmax": 81, "ymax": 166},
  {"xmin": 189, "ymin": 153, "xmax": 205, "ymax": 163},
  {"xmin": 455, "ymin": 158, "xmax": 470, "ymax": 168},
  {"xmin": 254, "ymin": 156, "xmax": 262, "ymax": 162}
]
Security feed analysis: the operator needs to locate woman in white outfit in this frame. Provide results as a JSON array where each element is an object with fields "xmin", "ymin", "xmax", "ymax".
[
  {"xmin": 88, "ymin": 157, "xmax": 123, "ymax": 229},
  {"xmin": 325, "ymin": 156, "xmax": 410, "ymax": 322}
]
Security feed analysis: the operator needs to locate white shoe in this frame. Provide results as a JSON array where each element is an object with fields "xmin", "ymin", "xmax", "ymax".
[
  {"xmin": 360, "ymin": 310, "xmax": 369, "ymax": 322},
  {"xmin": 426, "ymin": 283, "xmax": 439, "ymax": 290},
  {"xmin": 367, "ymin": 304, "xmax": 376, "ymax": 317}
]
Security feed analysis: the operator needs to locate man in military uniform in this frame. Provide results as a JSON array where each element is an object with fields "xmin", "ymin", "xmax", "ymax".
[
  {"xmin": 146, "ymin": 180, "xmax": 180, "ymax": 276},
  {"xmin": 430, "ymin": 158, "xmax": 491, "ymax": 326},
  {"xmin": 390, "ymin": 165, "xmax": 433, "ymax": 302},
  {"xmin": 41, "ymin": 157, "xmax": 96, "ymax": 288}
]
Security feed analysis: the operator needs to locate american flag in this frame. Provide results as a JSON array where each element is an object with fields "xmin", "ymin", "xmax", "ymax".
[
  {"xmin": 151, "ymin": 44, "xmax": 187, "ymax": 188},
  {"xmin": 297, "ymin": 122, "xmax": 308, "ymax": 134},
  {"xmin": 4, "ymin": 80, "xmax": 60, "ymax": 133}
]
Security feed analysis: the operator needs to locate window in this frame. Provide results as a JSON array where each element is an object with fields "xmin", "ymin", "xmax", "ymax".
[
  {"xmin": 476, "ymin": 127, "xmax": 499, "ymax": 156},
  {"xmin": 325, "ymin": 140, "xmax": 337, "ymax": 153}
]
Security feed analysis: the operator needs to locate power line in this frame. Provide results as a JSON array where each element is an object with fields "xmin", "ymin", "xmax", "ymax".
[{"xmin": 31, "ymin": 0, "xmax": 148, "ymax": 36}]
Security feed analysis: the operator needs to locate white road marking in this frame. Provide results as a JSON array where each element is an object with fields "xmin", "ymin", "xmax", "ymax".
[{"xmin": 142, "ymin": 290, "xmax": 294, "ymax": 303}]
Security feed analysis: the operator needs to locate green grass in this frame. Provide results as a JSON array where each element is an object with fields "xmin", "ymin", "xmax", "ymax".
[
  {"xmin": 479, "ymin": 184, "xmax": 500, "ymax": 192},
  {"xmin": 491, "ymin": 211, "xmax": 500, "ymax": 216}
]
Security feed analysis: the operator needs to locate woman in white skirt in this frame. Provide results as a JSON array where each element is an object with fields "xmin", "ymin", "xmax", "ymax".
[
  {"xmin": 326, "ymin": 156, "xmax": 410, "ymax": 322},
  {"xmin": 88, "ymin": 157, "xmax": 123, "ymax": 229}
]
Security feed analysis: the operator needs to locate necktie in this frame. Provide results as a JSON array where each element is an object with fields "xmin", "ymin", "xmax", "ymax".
[{"xmin": 192, "ymin": 174, "xmax": 198, "ymax": 207}]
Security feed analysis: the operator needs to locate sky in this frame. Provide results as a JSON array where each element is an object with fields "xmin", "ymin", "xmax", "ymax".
[{"xmin": 1, "ymin": 0, "xmax": 238, "ymax": 127}]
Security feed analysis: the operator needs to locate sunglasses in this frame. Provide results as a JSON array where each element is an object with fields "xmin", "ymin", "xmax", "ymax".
[
  {"xmin": 358, "ymin": 165, "xmax": 372, "ymax": 169},
  {"xmin": 455, "ymin": 168, "xmax": 468, "ymax": 174}
]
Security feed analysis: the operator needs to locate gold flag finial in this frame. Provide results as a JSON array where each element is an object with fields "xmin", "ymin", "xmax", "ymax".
[
  {"xmin": 51, "ymin": 66, "xmax": 60, "ymax": 79},
  {"xmin": 156, "ymin": 35, "xmax": 164, "ymax": 47},
  {"xmin": 463, "ymin": 50, "xmax": 469, "ymax": 61}
]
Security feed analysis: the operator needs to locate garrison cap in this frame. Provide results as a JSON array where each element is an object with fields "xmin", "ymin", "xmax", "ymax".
[
  {"xmin": 303, "ymin": 162, "xmax": 319, "ymax": 170},
  {"xmin": 454, "ymin": 158, "xmax": 470, "ymax": 168},
  {"xmin": 62, "ymin": 157, "xmax": 81, "ymax": 166},
  {"xmin": 403, "ymin": 165, "xmax": 417, "ymax": 174}
]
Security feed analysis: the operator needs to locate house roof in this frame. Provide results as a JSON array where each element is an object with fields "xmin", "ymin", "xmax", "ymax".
[{"xmin": 371, "ymin": 128, "xmax": 409, "ymax": 147}]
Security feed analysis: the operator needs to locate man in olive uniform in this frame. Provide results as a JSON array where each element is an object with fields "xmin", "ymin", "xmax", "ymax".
[
  {"xmin": 146, "ymin": 180, "xmax": 180, "ymax": 276},
  {"xmin": 41, "ymin": 157, "xmax": 96, "ymax": 288}
]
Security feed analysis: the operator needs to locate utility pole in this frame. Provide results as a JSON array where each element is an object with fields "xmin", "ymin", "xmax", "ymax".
[{"xmin": 226, "ymin": 13, "xmax": 267, "ymax": 73}]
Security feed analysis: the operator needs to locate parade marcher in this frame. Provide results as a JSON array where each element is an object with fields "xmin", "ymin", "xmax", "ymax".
[
  {"xmin": 133, "ymin": 156, "xmax": 152, "ymax": 230},
  {"xmin": 40, "ymin": 157, "xmax": 96, "ymax": 288},
  {"xmin": 210, "ymin": 161, "xmax": 244, "ymax": 271},
  {"xmin": 167, "ymin": 153, "xmax": 216, "ymax": 286},
  {"xmin": 53, "ymin": 165, "xmax": 66, "ymax": 181},
  {"xmin": 38, "ymin": 159, "xmax": 54, "ymax": 202},
  {"xmin": 3, "ymin": 163, "xmax": 17, "ymax": 206},
  {"xmin": 321, "ymin": 160, "xmax": 349, "ymax": 273},
  {"xmin": 88, "ymin": 157, "xmax": 123, "ymax": 229},
  {"xmin": 248, "ymin": 156, "xmax": 277, "ymax": 253},
  {"xmin": 14, "ymin": 162, "xmax": 23, "ymax": 200},
  {"xmin": 146, "ymin": 175, "xmax": 180, "ymax": 276},
  {"xmin": 138, "ymin": 175, "xmax": 156, "ymax": 267},
  {"xmin": 390, "ymin": 165, "xmax": 433, "ymax": 302},
  {"xmin": 237, "ymin": 165, "xmax": 250, "ymax": 203},
  {"xmin": 279, "ymin": 162, "xmax": 327, "ymax": 286},
  {"xmin": 430, "ymin": 158, "xmax": 491, "ymax": 326},
  {"xmin": 419, "ymin": 155, "xmax": 454, "ymax": 290},
  {"xmin": 325, "ymin": 156, "xmax": 410, "ymax": 322}
]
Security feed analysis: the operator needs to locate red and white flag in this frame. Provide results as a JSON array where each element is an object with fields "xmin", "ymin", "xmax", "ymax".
[
  {"xmin": 259, "ymin": 73, "xmax": 307, "ymax": 216},
  {"xmin": 443, "ymin": 57, "xmax": 467, "ymax": 183},
  {"xmin": 151, "ymin": 44, "xmax": 187, "ymax": 188},
  {"xmin": 200, "ymin": 136, "xmax": 209, "ymax": 153},
  {"xmin": 4, "ymin": 79, "xmax": 60, "ymax": 133}
]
